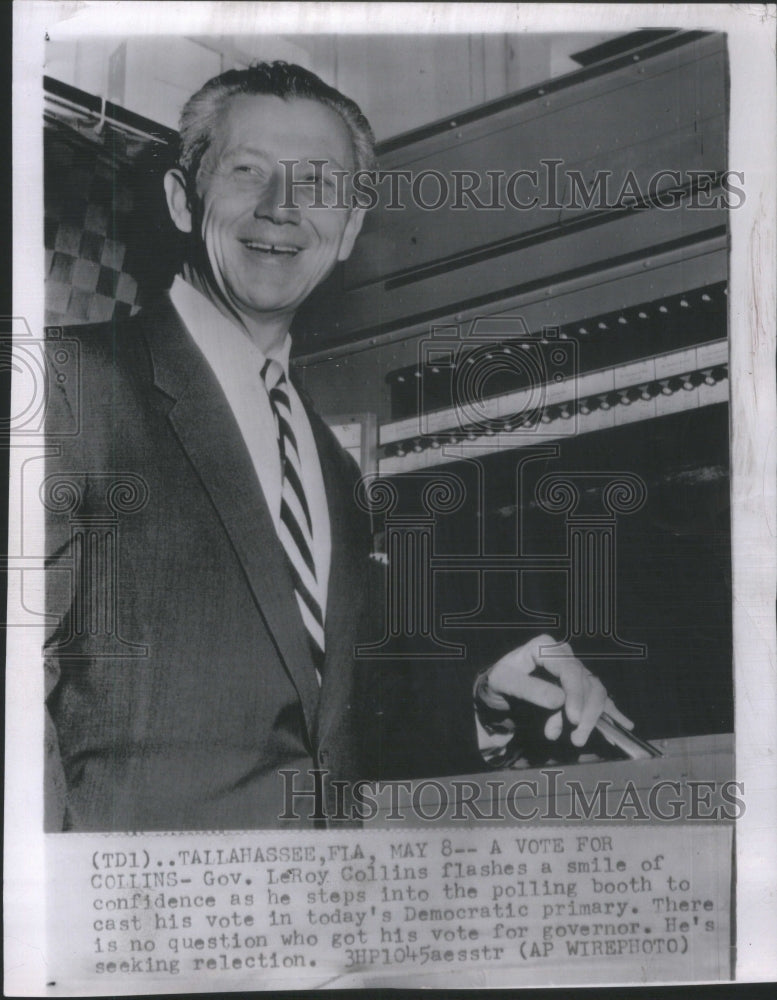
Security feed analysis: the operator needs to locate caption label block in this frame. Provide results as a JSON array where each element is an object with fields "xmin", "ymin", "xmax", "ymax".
[{"xmin": 46, "ymin": 824, "xmax": 732, "ymax": 993}]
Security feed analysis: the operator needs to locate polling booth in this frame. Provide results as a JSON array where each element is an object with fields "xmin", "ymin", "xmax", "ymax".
[
  {"xmin": 37, "ymin": 26, "xmax": 737, "ymax": 988},
  {"xmin": 43, "ymin": 27, "xmax": 732, "ymax": 797},
  {"xmin": 293, "ymin": 30, "xmax": 732, "ymax": 752}
]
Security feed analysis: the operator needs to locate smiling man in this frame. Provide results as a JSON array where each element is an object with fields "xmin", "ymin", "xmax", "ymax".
[
  {"xmin": 165, "ymin": 86, "xmax": 367, "ymax": 352},
  {"xmin": 44, "ymin": 62, "xmax": 629, "ymax": 831}
]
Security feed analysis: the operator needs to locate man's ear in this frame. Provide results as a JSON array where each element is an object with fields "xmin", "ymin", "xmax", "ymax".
[
  {"xmin": 337, "ymin": 206, "xmax": 366, "ymax": 262},
  {"xmin": 164, "ymin": 168, "xmax": 193, "ymax": 234}
]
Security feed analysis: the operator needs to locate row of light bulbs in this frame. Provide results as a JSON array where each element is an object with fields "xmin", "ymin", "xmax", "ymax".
[
  {"xmin": 386, "ymin": 365, "xmax": 727, "ymax": 458},
  {"xmin": 391, "ymin": 287, "xmax": 726, "ymax": 384}
]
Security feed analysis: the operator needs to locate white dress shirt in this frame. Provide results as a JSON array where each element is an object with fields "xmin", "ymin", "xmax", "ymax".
[
  {"xmin": 168, "ymin": 276, "xmax": 507, "ymax": 755},
  {"xmin": 168, "ymin": 276, "xmax": 331, "ymax": 618}
]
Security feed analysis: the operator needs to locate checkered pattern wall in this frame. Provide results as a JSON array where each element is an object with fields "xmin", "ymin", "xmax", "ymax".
[{"xmin": 44, "ymin": 130, "xmax": 143, "ymax": 327}]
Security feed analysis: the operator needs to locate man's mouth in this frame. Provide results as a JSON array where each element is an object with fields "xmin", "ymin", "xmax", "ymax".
[{"xmin": 241, "ymin": 240, "xmax": 301, "ymax": 257}]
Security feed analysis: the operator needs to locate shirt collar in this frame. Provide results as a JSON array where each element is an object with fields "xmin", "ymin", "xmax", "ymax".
[{"xmin": 168, "ymin": 274, "xmax": 293, "ymax": 375}]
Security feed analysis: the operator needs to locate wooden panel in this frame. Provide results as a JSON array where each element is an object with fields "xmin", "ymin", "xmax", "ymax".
[
  {"xmin": 297, "ymin": 199, "xmax": 726, "ymax": 353},
  {"xmin": 293, "ymin": 33, "xmax": 727, "ymax": 353},
  {"xmin": 347, "ymin": 43, "xmax": 726, "ymax": 287},
  {"xmin": 295, "ymin": 240, "xmax": 727, "ymax": 423}
]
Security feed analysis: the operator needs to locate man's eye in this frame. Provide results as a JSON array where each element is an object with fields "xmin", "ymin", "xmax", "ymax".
[
  {"xmin": 300, "ymin": 175, "xmax": 333, "ymax": 189},
  {"xmin": 234, "ymin": 165, "xmax": 263, "ymax": 177}
]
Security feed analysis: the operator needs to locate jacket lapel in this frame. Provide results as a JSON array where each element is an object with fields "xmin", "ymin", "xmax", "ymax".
[{"xmin": 140, "ymin": 299, "xmax": 321, "ymax": 740}]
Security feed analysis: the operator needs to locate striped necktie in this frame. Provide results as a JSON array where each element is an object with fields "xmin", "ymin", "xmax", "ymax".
[{"xmin": 261, "ymin": 358, "xmax": 326, "ymax": 677}]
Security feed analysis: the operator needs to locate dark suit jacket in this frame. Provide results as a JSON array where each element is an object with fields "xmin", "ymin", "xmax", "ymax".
[{"xmin": 44, "ymin": 298, "xmax": 488, "ymax": 831}]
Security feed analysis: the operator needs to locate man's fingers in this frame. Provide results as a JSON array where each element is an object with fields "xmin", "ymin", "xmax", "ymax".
[
  {"xmin": 544, "ymin": 710, "xmax": 564, "ymax": 741},
  {"xmin": 487, "ymin": 639, "xmax": 563, "ymax": 704},
  {"xmin": 485, "ymin": 637, "xmax": 635, "ymax": 750},
  {"xmin": 530, "ymin": 639, "xmax": 590, "ymax": 727},
  {"xmin": 538, "ymin": 653, "xmax": 585, "ymax": 727},
  {"xmin": 533, "ymin": 645, "xmax": 633, "ymax": 747},
  {"xmin": 570, "ymin": 673, "xmax": 608, "ymax": 747},
  {"xmin": 603, "ymin": 699, "xmax": 634, "ymax": 730},
  {"xmin": 504, "ymin": 675, "xmax": 566, "ymax": 711}
]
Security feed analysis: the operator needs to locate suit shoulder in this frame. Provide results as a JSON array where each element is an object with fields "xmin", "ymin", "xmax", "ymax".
[
  {"xmin": 46, "ymin": 312, "xmax": 149, "ymax": 369},
  {"xmin": 46, "ymin": 313, "xmax": 144, "ymax": 361},
  {"xmin": 44, "ymin": 311, "xmax": 157, "ymax": 445}
]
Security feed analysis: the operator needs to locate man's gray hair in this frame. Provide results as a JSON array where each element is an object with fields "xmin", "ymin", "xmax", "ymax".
[{"xmin": 178, "ymin": 61, "xmax": 377, "ymax": 182}]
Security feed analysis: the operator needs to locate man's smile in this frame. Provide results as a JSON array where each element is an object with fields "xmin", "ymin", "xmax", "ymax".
[
  {"xmin": 167, "ymin": 94, "xmax": 365, "ymax": 336},
  {"xmin": 240, "ymin": 239, "xmax": 302, "ymax": 257}
]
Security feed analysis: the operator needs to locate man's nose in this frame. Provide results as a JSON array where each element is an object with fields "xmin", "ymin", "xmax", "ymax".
[{"xmin": 254, "ymin": 169, "xmax": 301, "ymax": 225}]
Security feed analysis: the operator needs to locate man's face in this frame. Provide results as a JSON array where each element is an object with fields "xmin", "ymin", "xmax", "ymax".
[{"xmin": 168, "ymin": 94, "xmax": 364, "ymax": 329}]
